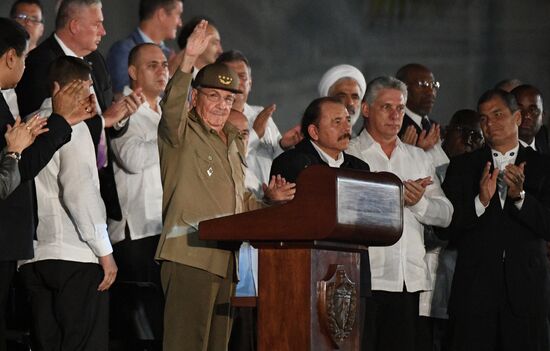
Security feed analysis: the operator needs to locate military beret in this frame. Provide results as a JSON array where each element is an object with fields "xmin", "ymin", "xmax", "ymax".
[{"xmin": 193, "ymin": 63, "xmax": 242, "ymax": 94}]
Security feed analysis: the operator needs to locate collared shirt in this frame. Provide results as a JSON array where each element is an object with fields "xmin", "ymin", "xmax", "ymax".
[
  {"xmin": 519, "ymin": 139, "xmax": 536, "ymax": 151},
  {"xmin": 20, "ymin": 98, "xmax": 112, "ymax": 266},
  {"xmin": 243, "ymin": 103, "xmax": 284, "ymax": 193},
  {"xmin": 310, "ymin": 140, "xmax": 344, "ymax": 167},
  {"xmin": 1, "ymin": 89, "xmax": 19, "ymax": 118},
  {"xmin": 348, "ymin": 130, "xmax": 453, "ymax": 292},
  {"xmin": 474, "ymin": 144, "xmax": 523, "ymax": 214},
  {"xmin": 404, "ymin": 107, "xmax": 449, "ymax": 178},
  {"xmin": 155, "ymin": 70, "xmax": 264, "ymax": 277},
  {"xmin": 108, "ymin": 86, "xmax": 163, "ymax": 244},
  {"xmin": 137, "ymin": 28, "xmax": 170, "ymax": 54}
]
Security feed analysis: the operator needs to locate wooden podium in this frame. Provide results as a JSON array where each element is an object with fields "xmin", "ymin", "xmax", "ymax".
[{"xmin": 199, "ymin": 165, "xmax": 403, "ymax": 350}]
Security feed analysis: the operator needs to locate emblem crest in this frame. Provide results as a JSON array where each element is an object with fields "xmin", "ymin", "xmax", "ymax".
[
  {"xmin": 218, "ymin": 74, "xmax": 233, "ymax": 85},
  {"xmin": 317, "ymin": 265, "xmax": 357, "ymax": 349}
]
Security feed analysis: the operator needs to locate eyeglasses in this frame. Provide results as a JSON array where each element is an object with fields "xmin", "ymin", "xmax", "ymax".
[
  {"xmin": 416, "ymin": 80, "xmax": 441, "ymax": 90},
  {"xmin": 13, "ymin": 14, "xmax": 44, "ymax": 25},
  {"xmin": 448, "ymin": 126, "xmax": 483, "ymax": 144},
  {"xmin": 197, "ymin": 89, "xmax": 235, "ymax": 105}
]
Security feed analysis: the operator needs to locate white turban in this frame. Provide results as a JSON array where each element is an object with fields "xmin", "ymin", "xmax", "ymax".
[{"xmin": 317, "ymin": 64, "xmax": 367, "ymax": 99}]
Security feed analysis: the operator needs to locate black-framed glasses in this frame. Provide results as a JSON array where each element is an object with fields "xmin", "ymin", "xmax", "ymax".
[
  {"xmin": 197, "ymin": 89, "xmax": 235, "ymax": 105},
  {"xmin": 416, "ymin": 80, "xmax": 440, "ymax": 90},
  {"xmin": 13, "ymin": 14, "xmax": 44, "ymax": 25}
]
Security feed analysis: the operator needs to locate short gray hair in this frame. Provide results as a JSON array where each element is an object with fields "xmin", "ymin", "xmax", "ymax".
[
  {"xmin": 364, "ymin": 76, "xmax": 408, "ymax": 105},
  {"xmin": 56, "ymin": 0, "xmax": 101, "ymax": 29}
]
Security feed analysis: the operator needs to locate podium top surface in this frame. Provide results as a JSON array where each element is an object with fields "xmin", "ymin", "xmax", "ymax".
[{"xmin": 199, "ymin": 165, "xmax": 403, "ymax": 246}]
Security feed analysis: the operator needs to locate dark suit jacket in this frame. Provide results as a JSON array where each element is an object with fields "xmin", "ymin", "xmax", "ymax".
[
  {"xmin": 0, "ymin": 94, "xmax": 71, "ymax": 260},
  {"xmin": 442, "ymin": 146, "xmax": 550, "ymax": 319},
  {"xmin": 535, "ymin": 125, "xmax": 550, "ymax": 154},
  {"xmin": 270, "ymin": 139, "xmax": 372, "ymax": 296},
  {"xmin": 16, "ymin": 34, "xmax": 124, "ymax": 220}
]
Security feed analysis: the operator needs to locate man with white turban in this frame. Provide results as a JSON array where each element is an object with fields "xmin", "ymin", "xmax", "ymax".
[{"xmin": 318, "ymin": 64, "xmax": 366, "ymax": 136}]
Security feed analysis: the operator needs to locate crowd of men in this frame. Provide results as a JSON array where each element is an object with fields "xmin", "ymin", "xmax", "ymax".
[{"xmin": 0, "ymin": 0, "xmax": 549, "ymax": 351}]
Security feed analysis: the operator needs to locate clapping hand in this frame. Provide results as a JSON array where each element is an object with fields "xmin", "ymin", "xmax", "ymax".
[
  {"xmin": 403, "ymin": 176, "xmax": 433, "ymax": 206},
  {"xmin": 504, "ymin": 162, "xmax": 526, "ymax": 200},
  {"xmin": 263, "ymin": 174, "xmax": 296, "ymax": 204},
  {"xmin": 5, "ymin": 115, "xmax": 48, "ymax": 153},
  {"xmin": 479, "ymin": 161, "xmax": 499, "ymax": 207}
]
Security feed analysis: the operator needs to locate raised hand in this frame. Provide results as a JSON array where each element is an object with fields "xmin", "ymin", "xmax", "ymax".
[
  {"xmin": 416, "ymin": 123, "xmax": 440, "ymax": 151},
  {"xmin": 504, "ymin": 162, "xmax": 526, "ymax": 199},
  {"xmin": 5, "ymin": 115, "xmax": 48, "ymax": 153},
  {"xmin": 263, "ymin": 174, "xmax": 296, "ymax": 204},
  {"xmin": 180, "ymin": 20, "xmax": 214, "ymax": 73},
  {"xmin": 253, "ymin": 104, "xmax": 276, "ymax": 139},
  {"xmin": 479, "ymin": 161, "xmax": 499, "ymax": 207},
  {"xmin": 103, "ymin": 87, "xmax": 145, "ymax": 127},
  {"xmin": 97, "ymin": 254, "xmax": 118, "ymax": 291},
  {"xmin": 52, "ymin": 80, "xmax": 95, "ymax": 125},
  {"xmin": 280, "ymin": 124, "xmax": 303, "ymax": 150},
  {"xmin": 401, "ymin": 124, "xmax": 418, "ymax": 146}
]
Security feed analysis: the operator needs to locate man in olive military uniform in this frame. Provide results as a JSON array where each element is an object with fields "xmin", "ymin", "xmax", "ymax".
[{"xmin": 155, "ymin": 21, "xmax": 295, "ymax": 351}]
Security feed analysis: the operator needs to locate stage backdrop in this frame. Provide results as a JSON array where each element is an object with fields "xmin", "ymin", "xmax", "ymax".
[{"xmin": 2, "ymin": 0, "xmax": 549, "ymax": 132}]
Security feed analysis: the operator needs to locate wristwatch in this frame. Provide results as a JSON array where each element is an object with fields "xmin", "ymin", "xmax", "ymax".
[
  {"xmin": 5, "ymin": 151, "xmax": 21, "ymax": 161},
  {"xmin": 511, "ymin": 190, "xmax": 525, "ymax": 202}
]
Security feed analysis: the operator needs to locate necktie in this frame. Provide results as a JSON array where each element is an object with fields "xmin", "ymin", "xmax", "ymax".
[
  {"xmin": 497, "ymin": 169, "xmax": 507, "ymax": 207},
  {"xmin": 97, "ymin": 131, "xmax": 107, "ymax": 169},
  {"xmin": 421, "ymin": 117, "xmax": 431, "ymax": 132}
]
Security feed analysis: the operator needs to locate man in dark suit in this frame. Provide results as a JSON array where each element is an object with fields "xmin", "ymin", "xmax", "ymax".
[
  {"xmin": 0, "ymin": 18, "xmax": 94, "ymax": 351},
  {"xmin": 443, "ymin": 89, "xmax": 550, "ymax": 350},
  {"xmin": 270, "ymin": 96, "xmax": 371, "ymax": 349},
  {"xmin": 511, "ymin": 84, "xmax": 550, "ymax": 154},
  {"xmin": 16, "ymin": 0, "xmax": 143, "ymax": 220},
  {"xmin": 395, "ymin": 63, "xmax": 448, "ymax": 173}
]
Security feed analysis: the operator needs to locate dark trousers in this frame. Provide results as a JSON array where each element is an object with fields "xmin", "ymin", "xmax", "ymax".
[
  {"xmin": 448, "ymin": 286, "xmax": 549, "ymax": 351},
  {"xmin": 19, "ymin": 260, "xmax": 109, "ymax": 351},
  {"xmin": 229, "ymin": 307, "xmax": 256, "ymax": 351},
  {"xmin": 0, "ymin": 261, "xmax": 15, "ymax": 351},
  {"xmin": 110, "ymin": 235, "xmax": 163, "ymax": 349},
  {"xmin": 364, "ymin": 290, "xmax": 420, "ymax": 351}
]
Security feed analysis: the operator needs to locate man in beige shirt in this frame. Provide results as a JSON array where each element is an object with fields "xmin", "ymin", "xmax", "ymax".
[{"xmin": 156, "ymin": 20, "xmax": 294, "ymax": 351}]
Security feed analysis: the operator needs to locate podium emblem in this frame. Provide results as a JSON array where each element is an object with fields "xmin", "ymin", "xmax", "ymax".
[{"xmin": 317, "ymin": 265, "xmax": 357, "ymax": 349}]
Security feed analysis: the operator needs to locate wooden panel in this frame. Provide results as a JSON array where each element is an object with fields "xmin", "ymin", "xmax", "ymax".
[
  {"xmin": 257, "ymin": 247, "xmax": 361, "ymax": 351},
  {"xmin": 258, "ymin": 248, "xmax": 311, "ymax": 351}
]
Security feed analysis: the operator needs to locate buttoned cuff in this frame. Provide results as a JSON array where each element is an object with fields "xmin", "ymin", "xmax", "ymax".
[{"xmin": 113, "ymin": 117, "xmax": 129, "ymax": 130}]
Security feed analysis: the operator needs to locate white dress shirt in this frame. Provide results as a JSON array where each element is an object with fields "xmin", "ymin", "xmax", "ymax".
[
  {"xmin": 243, "ymin": 103, "xmax": 284, "ymax": 189},
  {"xmin": 1, "ymin": 89, "xmax": 19, "ymax": 118},
  {"xmin": 108, "ymin": 87, "xmax": 163, "ymax": 244},
  {"xmin": 519, "ymin": 139, "xmax": 536, "ymax": 151},
  {"xmin": 21, "ymin": 98, "xmax": 112, "ymax": 266},
  {"xmin": 347, "ymin": 130, "xmax": 453, "ymax": 292},
  {"xmin": 474, "ymin": 144, "xmax": 523, "ymax": 213}
]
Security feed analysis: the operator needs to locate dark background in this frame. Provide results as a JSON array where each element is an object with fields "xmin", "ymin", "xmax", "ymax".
[{"xmin": 2, "ymin": 0, "xmax": 549, "ymax": 132}]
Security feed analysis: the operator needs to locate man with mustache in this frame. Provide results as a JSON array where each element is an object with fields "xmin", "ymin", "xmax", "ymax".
[
  {"xmin": 347, "ymin": 76, "xmax": 453, "ymax": 351},
  {"xmin": 511, "ymin": 84, "xmax": 549, "ymax": 154},
  {"xmin": 318, "ymin": 64, "xmax": 367, "ymax": 137},
  {"xmin": 270, "ymin": 97, "xmax": 371, "ymax": 350}
]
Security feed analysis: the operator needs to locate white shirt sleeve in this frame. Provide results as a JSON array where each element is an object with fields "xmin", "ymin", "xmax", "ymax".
[
  {"xmin": 58, "ymin": 124, "xmax": 112, "ymax": 257},
  {"xmin": 110, "ymin": 117, "xmax": 158, "ymax": 174},
  {"xmin": 408, "ymin": 157, "xmax": 453, "ymax": 228}
]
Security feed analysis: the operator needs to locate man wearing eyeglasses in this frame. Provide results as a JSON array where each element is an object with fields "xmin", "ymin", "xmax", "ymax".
[
  {"xmin": 155, "ymin": 21, "xmax": 295, "ymax": 351},
  {"xmin": 511, "ymin": 84, "xmax": 549, "ymax": 154},
  {"xmin": 442, "ymin": 109, "xmax": 484, "ymax": 158},
  {"xmin": 10, "ymin": 0, "xmax": 44, "ymax": 51},
  {"xmin": 396, "ymin": 63, "xmax": 449, "ymax": 174}
]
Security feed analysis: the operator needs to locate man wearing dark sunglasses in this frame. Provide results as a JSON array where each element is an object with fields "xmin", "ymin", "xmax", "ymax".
[{"xmin": 442, "ymin": 109, "xmax": 484, "ymax": 158}]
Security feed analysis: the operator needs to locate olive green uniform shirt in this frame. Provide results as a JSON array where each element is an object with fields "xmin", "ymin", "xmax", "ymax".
[{"xmin": 155, "ymin": 70, "xmax": 263, "ymax": 278}]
